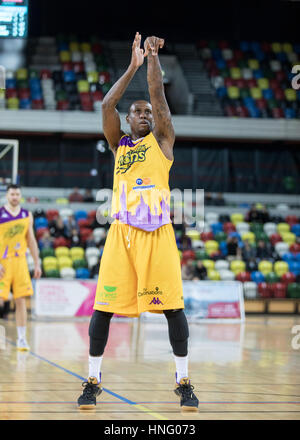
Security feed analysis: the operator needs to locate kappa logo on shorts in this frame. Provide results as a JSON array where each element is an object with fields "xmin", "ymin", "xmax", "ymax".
[{"xmin": 149, "ymin": 297, "xmax": 164, "ymax": 306}]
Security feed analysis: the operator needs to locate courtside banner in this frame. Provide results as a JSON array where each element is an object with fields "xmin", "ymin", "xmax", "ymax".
[
  {"xmin": 33, "ymin": 279, "xmax": 245, "ymax": 321},
  {"xmin": 183, "ymin": 280, "xmax": 245, "ymax": 322},
  {"xmin": 33, "ymin": 279, "xmax": 97, "ymax": 317}
]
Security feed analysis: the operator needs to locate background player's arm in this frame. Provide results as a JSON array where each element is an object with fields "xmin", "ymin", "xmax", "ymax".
[
  {"xmin": 102, "ymin": 32, "xmax": 146, "ymax": 152},
  {"xmin": 26, "ymin": 212, "xmax": 42, "ymax": 279},
  {"xmin": 145, "ymin": 36, "xmax": 175, "ymax": 161},
  {"xmin": 0, "ymin": 263, "xmax": 4, "ymax": 279}
]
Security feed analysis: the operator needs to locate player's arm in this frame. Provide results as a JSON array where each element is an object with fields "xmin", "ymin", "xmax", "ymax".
[
  {"xmin": 145, "ymin": 36, "xmax": 175, "ymax": 161},
  {"xmin": 0, "ymin": 263, "xmax": 5, "ymax": 279},
  {"xmin": 102, "ymin": 32, "xmax": 146, "ymax": 152},
  {"xmin": 26, "ymin": 212, "xmax": 42, "ymax": 279}
]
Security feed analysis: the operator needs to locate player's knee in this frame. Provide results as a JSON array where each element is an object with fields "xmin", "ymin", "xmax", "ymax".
[
  {"xmin": 163, "ymin": 309, "xmax": 189, "ymax": 356},
  {"xmin": 89, "ymin": 310, "xmax": 113, "ymax": 356},
  {"xmin": 89, "ymin": 310, "xmax": 113, "ymax": 338},
  {"xmin": 14, "ymin": 296, "xmax": 26, "ymax": 307}
]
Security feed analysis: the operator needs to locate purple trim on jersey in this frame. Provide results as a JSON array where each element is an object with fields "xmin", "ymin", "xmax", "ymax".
[
  {"xmin": 118, "ymin": 135, "xmax": 144, "ymax": 149},
  {"xmin": 112, "ymin": 184, "xmax": 171, "ymax": 232},
  {"xmin": 2, "ymin": 245, "xmax": 8, "ymax": 259},
  {"xmin": 0, "ymin": 207, "xmax": 29, "ymax": 224}
]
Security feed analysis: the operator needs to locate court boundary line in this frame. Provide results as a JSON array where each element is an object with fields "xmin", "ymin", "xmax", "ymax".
[{"xmin": 4, "ymin": 338, "xmax": 168, "ymax": 420}]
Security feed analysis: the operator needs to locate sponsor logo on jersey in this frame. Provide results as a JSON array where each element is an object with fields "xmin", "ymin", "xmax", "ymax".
[
  {"xmin": 116, "ymin": 145, "xmax": 150, "ymax": 174},
  {"xmin": 4, "ymin": 224, "xmax": 25, "ymax": 239},
  {"xmin": 138, "ymin": 286, "xmax": 163, "ymax": 297}
]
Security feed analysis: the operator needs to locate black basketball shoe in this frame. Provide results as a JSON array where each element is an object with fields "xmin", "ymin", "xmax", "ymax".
[
  {"xmin": 77, "ymin": 376, "xmax": 102, "ymax": 409},
  {"xmin": 174, "ymin": 377, "xmax": 199, "ymax": 412}
]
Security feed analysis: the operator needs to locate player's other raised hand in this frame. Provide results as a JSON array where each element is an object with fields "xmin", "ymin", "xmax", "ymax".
[
  {"xmin": 144, "ymin": 36, "xmax": 165, "ymax": 56},
  {"xmin": 130, "ymin": 32, "xmax": 146, "ymax": 69}
]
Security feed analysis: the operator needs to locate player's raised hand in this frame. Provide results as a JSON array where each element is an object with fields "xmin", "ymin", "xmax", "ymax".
[
  {"xmin": 144, "ymin": 36, "xmax": 165, "ymax": 56},
  {"xmin": 130, "ymin": 32, "xmax": 146, "ymax": 69}
]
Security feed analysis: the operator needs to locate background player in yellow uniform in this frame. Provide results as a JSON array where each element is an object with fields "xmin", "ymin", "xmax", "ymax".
[
  {"xmin": 0, "ymin": 184, "xmax": 41, "ymax": 350},
  {"xmin": 77, "ymin": 33, "xmax": 199, "ymax": 412}
]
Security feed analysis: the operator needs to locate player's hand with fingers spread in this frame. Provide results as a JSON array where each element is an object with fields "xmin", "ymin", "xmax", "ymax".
[
  {"xmin": 130, "ymin": 32, "xmax": 146, "ymax": 69},
  {"xmin": 0, "ymin": 263, "xmax": 5, "ymax": 279},
  {"xmin": 144, "ymin": 36, "xmax": 164, "ymax": 56}
]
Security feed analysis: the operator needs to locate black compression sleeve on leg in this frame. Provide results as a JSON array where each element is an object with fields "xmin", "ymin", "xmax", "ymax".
[
  {"xmin": 88, "ymin": 310, "xmax": 113, "ymax": 356},
  {"xmin": 163, "ymin": 309, "xmax": 189, "ymax": 357}
]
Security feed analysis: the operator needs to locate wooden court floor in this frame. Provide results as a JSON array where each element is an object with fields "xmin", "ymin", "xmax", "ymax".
[{"xmin": 0, "ymin": 314, "xmax": 300, "ymax": 420}]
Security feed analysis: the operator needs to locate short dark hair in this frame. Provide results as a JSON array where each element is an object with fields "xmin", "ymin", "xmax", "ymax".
[
  {"xmin": 127, "ymin": 100, "xmax": 151, "ymax": 115},
  {"xmin": 6, "ymin": 184, "xmax": 21, "ymax": 192}
]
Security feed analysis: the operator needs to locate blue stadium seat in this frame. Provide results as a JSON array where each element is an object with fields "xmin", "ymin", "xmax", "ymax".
[
  {"xmin": 219, "ymin": 241, "xmax": 228, "ymax": 256},
  {"xmin": 216, "ymin": 87, "xmax": 227, "ymax": 98},
  {"xmin": 288, "ymin": 261, "xmax": 300, "ymax": 276},
  {"xmin": 251, "ymin": 271, "xmax": 265, "ymax": 283},
  {"xmin": 285, "ymin": 108, "xmax": 296, "ymax": 119},
  {"xmin": 64, "ymin": 71, "xmax": 76, "ymax": 82},
  {"xmin": 34, "ymin": 217, "xmax": 48, "ymax": 228},
  {"xmin": 253, "ymin": 69, "xmax": 263, "ymax": 79},
  {"xmin": 212, "ymin": 48, "xmax": 222, "ymax": 60},
  {"xmin": 262, "ymin": 89, "xmax": 274, "ymax": 100},
  {"xmin": 276, "ymin": 52, "xmax": 287, "ymax": 62},
  {"xmin": 240, "ymin": 41, "xmax": 250, "ymax": 52},
  {"xmin": 216, "ymin": 59, "xmax": 226, "ymax": 69},
  {"xmin": 247, "ymin": 105, "xmax": 261, "ymax": 118},
  {"xmin": 29, "ymin": 78, "xmax": 41, "ymax": 90},
  {"xmin": 211, "ymin": 222, "xmax": 223, "ymax": 235},
  {"xmin": 6, "ymin": 78, "xmax": 17, "ymax": 89},
  {"xmin": 31, "ymin": 90, "xmax": 43, "ymax": 100},
  {"xmin": 255, "ymin": 51, "xmax": 265, "ymax": 62},
  {"xmin": 291, "ymin": 224, "xmax": 300, "ymax": 236},
  {"xmin": 76, "ymin": 267, "xmax": 90, "ymax": 279},
  {"xmin": 20, "ymin": 98, "xmax": 31, "ymax": 109},
  {"xmin": 58, "ymin": 42, "xmax": 70, "ymax": 51},
  {"xmin": 282, "ymin": 252, "xmax": 295, "ymax": 263},
  {"xmin": 243, "ymin": 97, "xmax": 255, "ymax": 107},
  {"xmin": 75, "ymin": 210, "xmax": 88, "ymax": 221}
]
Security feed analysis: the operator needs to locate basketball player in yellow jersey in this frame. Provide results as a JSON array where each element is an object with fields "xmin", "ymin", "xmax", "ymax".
[
  {"xmin": 77, "ymin": 33, "xmax": 199, "ymax": 412},
  {"xmin": 0, "ymin": 184, "xmax": 41, "ymax": 350}
]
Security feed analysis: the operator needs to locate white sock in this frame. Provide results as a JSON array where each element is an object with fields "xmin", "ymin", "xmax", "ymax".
[
  {"xmin": 88, "ymin": 355, "xmax": 103, "ymax": 383},
  {"xmin": 17, "ymin": 326, "xmax": 26, "ymax": 341},
  {"xmin": 174, "ymin": 354, "xmax": 189, "ymax": 383}
]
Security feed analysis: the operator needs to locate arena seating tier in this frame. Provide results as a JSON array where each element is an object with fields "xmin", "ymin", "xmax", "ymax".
[
  {"xmin": 199, "ymin": 40, "xmax": 300, "ymax": 118},
  {"xmin": 28, "ymin": 204, "xmax": 300, "ymax": 300},
  {"xmin": 2, "ymin": 35, "xmax": 112, "ymax": 111}
]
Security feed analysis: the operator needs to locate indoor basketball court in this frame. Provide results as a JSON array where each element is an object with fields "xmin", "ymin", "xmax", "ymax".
[
  {"xmin": 1, "ymin": 314, "xmax": 300, "ymax": 420},
  {"xmin": 0, "ymin": 0, "xmax": 300, "ymax": 426}
]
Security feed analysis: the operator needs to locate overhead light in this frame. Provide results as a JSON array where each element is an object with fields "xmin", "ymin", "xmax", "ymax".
[{"xmin": 96, "ymin": 140, "xmax": 106, "ymax": 153}]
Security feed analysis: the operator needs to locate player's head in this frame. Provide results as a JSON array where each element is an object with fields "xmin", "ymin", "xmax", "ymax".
[
  {"xmin": 126, "ymin": 100, "xmax": 153, "ymax": 137},
  {"xmin": 6, "ymin": 184, "xmax": 21, "ymax": 207}
]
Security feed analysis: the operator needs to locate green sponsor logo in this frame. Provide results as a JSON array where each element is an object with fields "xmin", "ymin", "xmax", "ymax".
[
  {"xmin": 104, "ymin": 285, "xmax": 117, "ymax": 292},
  {"xmin": 100, "ymin": 285, "xmax": 118, "ymax": 301}
]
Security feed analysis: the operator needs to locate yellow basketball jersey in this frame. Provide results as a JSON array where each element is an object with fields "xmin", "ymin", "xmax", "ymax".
[
  {"xmin": 111, "ymin": 132, "xmax": 173, "ymax": 231},
  {"xmin": 0, "ymin": 206, "xmax": 30, "ymax": 259}
]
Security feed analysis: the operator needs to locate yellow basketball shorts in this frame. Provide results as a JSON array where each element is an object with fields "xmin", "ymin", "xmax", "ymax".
[
  {"xmin": 0, "ymin": 256, "xmax": 33, "ymax": 301},
  {"xmin": 94, "ymin": 221, "xmax": 184, "ymax": 317}
]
